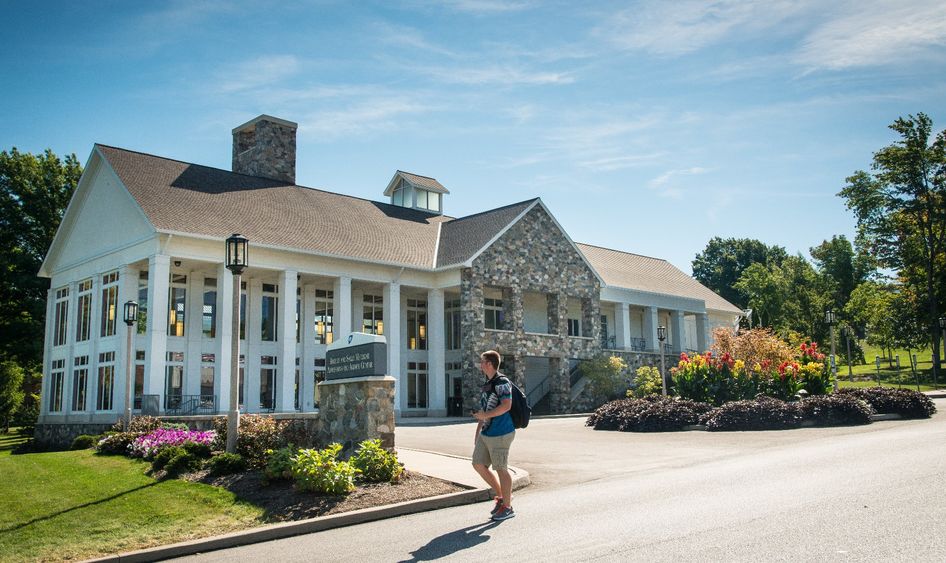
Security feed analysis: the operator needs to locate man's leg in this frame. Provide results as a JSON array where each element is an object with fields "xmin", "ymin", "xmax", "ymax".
[
  {"xmin": 473, "ymin": 463, "xmax": 502, "ymax": 495},
  {"xmin": 496, "ymin": 467, "xmax": 512, "ymax": 507}
]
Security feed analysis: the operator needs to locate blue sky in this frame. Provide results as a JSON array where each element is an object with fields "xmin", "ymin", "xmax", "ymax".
[{"xmin": 3, "ymin": 1, "xmax": 945, "ymax": 274}]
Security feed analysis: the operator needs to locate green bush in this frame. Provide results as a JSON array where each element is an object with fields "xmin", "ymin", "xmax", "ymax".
[
  {"xmin": 702, "ymin": 396, "xmax": 803, "ymax": 431},
  {"xmin": 164, "ymin": 451, "xmax": 202, "ymax": 477},
  {"xmin": 207, "ymin": 453, "xmax": 247, "ymax": 476},
  {"xmin": 264, "ymin": 446, "xmax": 296, "ymax": 482},
  {"xmin": 95, "ymin": 432, "xmax": 142, "ymax": 455},
  {"xmin": 580, "ymin": 355, "xmax": 629, "ymax": 401},
  {"xmin": 837, "ymin": 387, "xmax": 936, "ymax": 419},
  {"xmin": 292, "ymin": 443, "xmax": 358, "ymax": 495},
  {"xmin": 70, "ymin": 434, "xmax": 99, "ymax": 450},
  {"xmin": 110, "ymin": 416, "xmax": 162, "ymax": 433},
  {"xmin": 798, "ymin": 394, "xmax": 873, "ymax": 426},
  {"xmin": 630, "ymin": 366, "xmax": 663, "ymax": 398},
  {"xmin": 182, "ymin": 441, "xmax": 212, "ymax": 459},
  {"xmin": 212, "ymin": 414, "xmax": 282, "ymax": 467},
  {"xmin": 152, "ymin": 445, "xmax": 186, "ymax": 471},
  {"xmin": 586, "ymin": 395, "xmax": 713, "ymax": 432},
  {"xmin": 351, "ymin": 439, "xmax": 402, "ymax": 482},
  {"xmin": 160, "ymin": 422, "xmax": 189, "ymax": 431}
]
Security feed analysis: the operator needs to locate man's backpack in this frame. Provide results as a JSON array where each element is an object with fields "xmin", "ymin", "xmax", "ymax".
[{"xmin": 491, "ymin": 375, "xmax": 532, "ymax": 429}]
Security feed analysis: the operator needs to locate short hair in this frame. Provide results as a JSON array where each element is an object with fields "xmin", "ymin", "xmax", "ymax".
[{"xmin": 480, "ymin": 350, "xmax": 501, "ymax": 370}]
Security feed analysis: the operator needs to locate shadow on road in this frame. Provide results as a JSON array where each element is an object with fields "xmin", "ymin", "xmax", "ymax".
[{"xmin": 398, "ymin": 520, "xmax": 502, "ymax": 561}]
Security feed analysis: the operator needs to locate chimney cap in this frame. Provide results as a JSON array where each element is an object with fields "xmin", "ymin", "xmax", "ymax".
[{"xmin": 232, "ymin": 114, "xmax": 298, "ymax": 134}]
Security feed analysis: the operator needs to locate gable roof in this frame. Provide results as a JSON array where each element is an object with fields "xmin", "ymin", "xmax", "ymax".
[
  {"xmin": 383, "ymin": 170, "xmax": 449, "ymax": 196},
  {"xmin": 576, "ymin": 243, "xmax": 743, "ymax": 314},
  {"xmin": 435, "ymin": 199, "xmax": 538, "ymax": 267}
]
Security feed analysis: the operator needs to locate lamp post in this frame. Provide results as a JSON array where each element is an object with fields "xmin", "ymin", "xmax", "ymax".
[
  {"xmin": 938, "ymin": 316, "xmax": 945, "ymax": 390},
  {"xmin": 122, "ymin": 301, "xmax": 139, "ymax": 430},
  {"xmin": 657, "ymin": 325, "xmax": 667, "ymax": 396},
  {"xmin": 825, "ymin": 309, "xmax": 837, "ymax": 392},
  {"xmin": 843, "ymin": 326, "xmax": 853, "ymax": 381},
  {"xmin": 225, "ymin": 234, "xmax": 248, "ymax": 454}
]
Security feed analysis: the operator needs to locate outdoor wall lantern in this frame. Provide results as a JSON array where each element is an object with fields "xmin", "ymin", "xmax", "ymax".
[{"xmin": 226, "ymin": 234, "xmax": 248, "ymax": 275}]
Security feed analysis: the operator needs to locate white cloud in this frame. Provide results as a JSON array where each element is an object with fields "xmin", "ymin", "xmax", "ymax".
[
  {"xmin": 648, "ymin": 166, "xmax": 709, "ymax": 199},
  {"xmin": 299, "ymin": 98, "xmax": 435, "ymax": 139},
  {"xmin": 578, "ymin": 152, "xmax": 667, "ymax": 172},
  {"xmin": 442, "ymin": 0, "xmax": 532, "ymax": 14},
  {"xmin": 216, "ymin": 55, "xmax": 301, "ymax": 93},
  {"xmin": 416, "ymin": 63, "xmax": 574, "ymax": 85}
]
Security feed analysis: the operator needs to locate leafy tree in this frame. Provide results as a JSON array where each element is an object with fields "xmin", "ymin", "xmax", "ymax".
[
  {"xmin": 0, "ymin": 148, "xmax": 80, "ymax": 371},
  {"xmin": 0, "ymin": 361, "xmax": 25, "ymax": 432},
  {"xmin": 845, "ymin": 281, "xmax": 897, "ymax": 363},
  {"xmin": 692, "ymin": 237, "xmax": 788, "ymax": 310},
  {"xmin": 839, "ymin": 113, "xmax": 946, "ymax": 374},
  {"xmin": 733, "ymin": 262, "xmax": 789, "ymax": 329},
  {"xmin": 810, "ymin": 235, "xmax": 873, "ymax": 312}
]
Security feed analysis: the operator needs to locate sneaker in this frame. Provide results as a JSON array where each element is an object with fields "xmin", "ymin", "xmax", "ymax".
[
  {"xmin": 491, "ymin": 506, "xmax": 515, "ymax": 521},
  {"xmin": 490, "ymin": 497, "xmax": 504, "ymax": 516}
]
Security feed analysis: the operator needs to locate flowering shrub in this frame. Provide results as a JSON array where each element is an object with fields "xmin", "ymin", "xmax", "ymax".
[
  {"xmin": 672, "ymin": 351, "xmax": 745, "ymax": 406},
  {"xmin": 586, "ymin": 395, "xmax": 713, "ymax": 432},
  {"xmin": 711, "ymin": 327, "xmax": 794, "ymax": 371},
  {"xmin": 580, "ymin": 355, "xmax": 629, "ymax": 402},
  {"xmin": 629, "ymin": 366, "xmax": 663, "ymax": 398},
  {"xmin": 212, "ymin": 414, "xmax": 283, "ymax": 467},
  {"xmin": 95, "ymin": 432, "xmax": 142, "ymax": 455},
  {"xmin": 109, "ymin": 416, "xmax": 161, "ymax": 434},
  {"xmin": 796, "ymin": 342, "xmax": 831, "ymax": 395},
  {"xmin": 292, "ymin": 443, "xmax": 358, "ymax": 495},
  {"xmin": 129, "ymin": 428, "xmax": 215, "ymax": 460},
  {"xmin": 351, "ymin": 439, "xmax": 402, "ymax": 482}
]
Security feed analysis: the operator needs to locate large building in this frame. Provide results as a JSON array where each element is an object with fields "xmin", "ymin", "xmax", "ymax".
[{"xmin": 36, "ymin": 115, "xmax": 741, "ymax": 430}]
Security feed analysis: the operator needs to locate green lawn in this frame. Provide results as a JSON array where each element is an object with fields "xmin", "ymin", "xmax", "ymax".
[
  {"xmin": 833, "ymin": 342, "xmax": 944, "ymax": 392},
  {"xmin": 0, "ymin": 431, "xmax": 264, "ymax": 562}
]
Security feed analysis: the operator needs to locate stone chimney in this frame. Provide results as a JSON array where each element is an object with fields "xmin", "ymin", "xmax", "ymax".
[{"xmin": 232, "ymin": 115, "xmax": 298, "ymax": 184}]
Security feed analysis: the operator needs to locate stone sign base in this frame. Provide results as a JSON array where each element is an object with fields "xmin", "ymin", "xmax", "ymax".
[{"xmin": 316, "ymin": 375, "xmax": 396, "ymax": 455}]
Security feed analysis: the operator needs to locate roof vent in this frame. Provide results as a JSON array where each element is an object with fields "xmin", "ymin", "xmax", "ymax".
[{"xmin": 232, "ymin": 115, "xmax": 298, "ymax": 184}]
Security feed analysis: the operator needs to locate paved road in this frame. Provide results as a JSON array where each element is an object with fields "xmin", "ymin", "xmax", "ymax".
[{"xmin": 176, "ymin": 400, "xmax": 946, "ymax": 562}]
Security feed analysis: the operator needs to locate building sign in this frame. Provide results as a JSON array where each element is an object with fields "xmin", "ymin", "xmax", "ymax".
[{"xmin": 325, "ymin": 332, "xmax": 387, "ymax": 380}]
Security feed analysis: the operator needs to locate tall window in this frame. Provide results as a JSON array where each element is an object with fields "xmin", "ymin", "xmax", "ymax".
[
  {"xmin": 445, "ymin": 298, "xmax": 461, "ymax": 350},
  {"xmin": 137, "ymin": 271, "xmax": 149, "ymax": 334},
  {"xmin": 134, "ymin": 351, "xmax": 145, "ymax": 410},
  {"xmin": 100, "ymin": 271, "xmax": 119, "ymax": 337},
  {"xmin": 203, "ymin": 278, "xmax": 216, "ymax": 338},
  {"xmin": 363, "ymin": 294, "xmax": 383, "ymax": 335},
  {"xmin": 407, "ymin": 362, "xmax": 428, "ymax": 409},
  {"xmin": 484, "ymin": 297, "xmax": 504, "ymax": 330},
  {"xmin": 406, "ymin": 299, "xmax": 427, "ymax": 350},
  {"xmin": 76, "ymin": 279, "xmax": 92, "ymax": 342},
  {"xmin": 167, "ymin": 274, "xmax": 187, "ymax": 337},
  {"xmin": 53, "ymin": 287, "xmax": 69, "ymax": 346},
  {"xmin": 165, "ymin": 352, "xmax": 184, "ymax": 409},
  {"xmin": 200, "ymin": 354, "xmax": 214, "ymax": 403},
  {"xmin": 315, "ymin": 289, "xmax": 334, "ymax": 344},
  {"xmin": 97, "ymin": 352, "xmax": 115, "ymax": 410},
  {"xmin": 393, "ymin": 185, "xmax": 405, "ymax": 206},
  {"xmin": 260, "ymin": 356, "xmax": 277, "ymax": 410},
  {"xmin": 72, "ymin": 355, "xmax": 89, "ymax": 411},
  {"xmin": 261, "ymin": 283, "xmax": 278, "ymax": 341},
  {"xmin": 49, "ymin": 359, "xmax": 65, "ymax": 412}
]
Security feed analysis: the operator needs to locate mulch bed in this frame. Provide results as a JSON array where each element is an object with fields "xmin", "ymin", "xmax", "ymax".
[{"xmin": 185, "ymin": 469, "xmax": 468, "ymax": 522}]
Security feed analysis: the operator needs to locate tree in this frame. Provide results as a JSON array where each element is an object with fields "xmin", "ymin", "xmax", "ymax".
[
  {"xmin": 0, "ymin": 148, "xmax": 80, "ymax": 369},
  {"xmin": 0, "ymin": 361, "xmax": 25, "ymax": 433},
  {"xmin": 733, "ymin": 262, "xmax": 789, "ymax": 329},
  {"xmin": 845, "ymin": 280, "xmax": 897, "ymax": 362},
  {"xmin": 839, "ymin": 113, "xmax": 946, "ymax": 376},
  {"xmin": 692, "ymin": 237, "xmax": 788, "ymax": 309},
  {"xmin": 810, "ymin": 235, "xmax": 873, "ymax": 312}
]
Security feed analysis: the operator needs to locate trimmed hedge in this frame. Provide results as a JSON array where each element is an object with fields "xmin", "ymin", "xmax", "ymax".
[
  {"xmin": 71, "ymin": 434, "xmax": 98, "ymax": 450},
  {"xmin": 799, "ymin": 394, "xmax": 873, "ymax": 427},
  {"xmin": 702, "ymin": 396, "xmax": 803, "ymax": 431},
  {"xmin": 586, "ymin": 395, "xmax": 713, "ymax": 432},
  {"xmin": 207, "ymin": 453, "xmax": 247, "ymax": 476},
  {"xmin": 837, "ymin": 387, "xmax": 936, "ymax": 419}
]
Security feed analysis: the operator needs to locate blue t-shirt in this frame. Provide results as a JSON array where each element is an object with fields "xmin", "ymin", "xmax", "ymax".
[{"xmin": 480, "ymin": 375, "xmax": 515, "ymax": 436}]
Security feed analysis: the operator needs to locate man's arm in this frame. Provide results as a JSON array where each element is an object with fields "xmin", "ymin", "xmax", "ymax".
[{"xmin": 473, "ymin": 397, "xmax": 511, "ymax": 422}]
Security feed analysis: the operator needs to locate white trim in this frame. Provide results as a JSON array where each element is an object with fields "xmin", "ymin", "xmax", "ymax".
[{"xmin": 431, "ymin": 222, "xmax": 442, "ymax": 269}]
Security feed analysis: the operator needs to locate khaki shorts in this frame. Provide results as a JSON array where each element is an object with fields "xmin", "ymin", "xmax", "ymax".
[{"xmin": 472, "ymin": 431, "xmax": 515, "ymax": 470}]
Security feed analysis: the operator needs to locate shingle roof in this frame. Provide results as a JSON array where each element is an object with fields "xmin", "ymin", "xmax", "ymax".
[
  {"xmin": 397, "ymin": 170, "xmax": 449, "ymax": 194},
  {"xmin": 97, "ymin": 145, "xmax": 449, "ymax": 268},
  {"xmin": 436, "ymin": 199, "xmax": 538, "ymax": 267},
  {"xmin": 576, "ymin": 243, "xmax": 743, "ymax": 314}
]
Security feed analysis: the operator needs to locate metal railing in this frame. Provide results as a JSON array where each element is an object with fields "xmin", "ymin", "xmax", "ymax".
[
  {"xmin": 631, "ymin": 337, "xmax": 647, "ymax": 351},
  {"xmin": 164, "ymin": 394, "xmax": 217, "ymax": 416},
  {"xmin": 139, "ymin": 394, "xmax": 160, "ymax": 416},
  {"xmin": 527, "ymin": 376, "xmax": 551, "ymax": 407}
]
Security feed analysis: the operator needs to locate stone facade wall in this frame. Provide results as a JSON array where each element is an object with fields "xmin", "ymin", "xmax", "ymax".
[
  {"xmin": 461, "ymin": 205, "xmax": 601, "ymax": 414},
  {"xmin": 232, "ymin": 118, "xmax": 297, "ymax": 184},
  {"xmin": 33, "ymin": 423, "xmax": 115, "ymax": 449},
  {"xmin": 570, "ymin": 351, "xmax": 667, "ymax": 412}
]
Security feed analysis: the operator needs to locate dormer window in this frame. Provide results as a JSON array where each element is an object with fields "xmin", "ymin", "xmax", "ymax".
[{"xmin": 384, "ymin": 170, "xmax": 449, "ymax": 214}]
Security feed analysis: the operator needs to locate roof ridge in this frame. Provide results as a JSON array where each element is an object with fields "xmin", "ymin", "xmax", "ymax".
[
  {"xmin": 396, "ymin": 169, "xmax": 438, "ymax": 181},
  {"xmin": 576, "ymin": 241, "xmax": 668, "ymax": 263},
  {"xmin": 444, "ymin": 198, "xmax": 539, "ymax": 225}
]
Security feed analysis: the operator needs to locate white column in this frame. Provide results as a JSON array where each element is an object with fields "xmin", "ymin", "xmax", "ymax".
[
  {"xmin": 245, "ymin": 278, "xmax": 262, "ymax": 412},
  {"xmin": 216, "ymin": 264, "xmax": 233, "ymax": 412},
  {"xmin": 40, "ymin": 288, "xmax": 55, "ymax": 418},
  {"xmin": 184, "ymin": 271, "xmax": 203, "ymax": 398},
  {"xmin": 616, "ymin": 302, "xmax": 631, "ymax": 350},
  {"xmin": 278, "ymin": 270, "xmax": 297, "ymax": 412},
  {"xmin": 696, "ymin": 312, "xmax": 710, "ymax": 353},
  {"xmin": 427, "ymin": 288, "xmax": 446, "ymax": 416},
  {"xmin": 334, "ymin": 276, "xmax": 352, "ymax": 338},
  {"xmin": 146, "ymin": 255, "xmax": 170, "ymax": 407},
  {"xmin": 113, "ymin": 266, "xmax": 137, "ymax": 415},
  {"xmin": 301, "ymin": 284, "xmax": 317, "ymax": 411},
  {"xmin": 63, "ymin": 280, "xmax": 79, "ymax": 414},
  {"xmin": 384, "ymin": 282, "xmax": 401, "ymax": 414},
  {"xmin": 643, "ymin": 306, "xmax": 659, "ymax": 352},
  {"xmin": 671, "ymin": 310, "xmax": 686, "ymax": 354}
]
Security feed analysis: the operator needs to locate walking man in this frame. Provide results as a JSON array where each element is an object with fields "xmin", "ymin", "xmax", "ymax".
[{"xmin": 472, "ymin": 350, "xmax": 516, "ymax": 521}]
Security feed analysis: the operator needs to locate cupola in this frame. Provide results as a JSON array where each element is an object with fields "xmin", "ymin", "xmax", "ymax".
[{"xmin": 383, "ymin": 170, "xmax": 449, "ymax": 214}]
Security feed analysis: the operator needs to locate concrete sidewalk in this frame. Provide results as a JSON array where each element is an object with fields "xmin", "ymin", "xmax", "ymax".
[{"xmin": 90, "ymin": 447, "xmax": 530, "ymax": 563}]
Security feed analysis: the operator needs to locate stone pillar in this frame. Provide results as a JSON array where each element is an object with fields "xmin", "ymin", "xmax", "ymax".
[
  {"xmin": 547, "ymin": 293, "xmax": 562, "ymax": 336},
  {"xmin": 384, "ymin": 282, "xmax": 401, "ymax": 414},
  {"xmin": 316, "ymin": 376, "xmax": 396, "ymax": 454},
  {"xmin": 616, "ymin": 302, "xmax": 631, "ymax": 350},
  {"xmin": 427, "ymin": 288, "xmax": 446, "ymax": 416},
  {"xmin": 146, "ymin": 255, "xmax": 170, "ymax": 406},
  {"xmin": 548, "ymin": 356, "xmax": 569, "ymax": 413},
  {"xmin": 643, "ymin": 306, "xmax": 659, "ymax": 353},
  {"xmin": 334, "ymin": 276, "xmax": 352, "ymax": 339},
  {"xmin": 696, "ymin": 312, "xmax": 710, "ymax": 353},
  {"xmin": 671, "ymin": 310, "xmax": 686, "ymax": 354},
  {"xmin": 278, "ymin": 270, "xmax": 298, "ymax": 412},
  {"xmin": 216, "ymin": 263, "xmax": 233, "ymax": 412}
]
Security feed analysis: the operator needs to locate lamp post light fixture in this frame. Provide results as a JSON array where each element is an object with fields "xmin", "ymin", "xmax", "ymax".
[
  {"xmin": 225, "ymin": 234, "xmax": 248, "ymax": 454},
  {"xmin": 657, "ymin": 325, "xmax": 667, "ymax": 396},
  {"xmin": 122, "ymin": 301, "xmax": 139, "ymax": 430},
  {"xmin": 825, "ymin": 309, "xmax": 838, "ymax": 392}
]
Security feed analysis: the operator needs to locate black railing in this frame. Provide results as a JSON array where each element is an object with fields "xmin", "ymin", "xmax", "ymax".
[
  {"xmin": 139, "ymin": 394, "xmax": 160, "ymax": 416},
  {"xmin": 631, "ymin": 337, "xmax": 647, "ymax": 351},
  {"xmin": 164, "ymin": 394, "xmax": 217, "ymax": 415}
]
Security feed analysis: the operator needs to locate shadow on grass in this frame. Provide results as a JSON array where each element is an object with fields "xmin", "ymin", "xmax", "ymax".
[
  {"xmin": 398, "ymin": 521, "xmax": 501, "ymax": 562},
  {"xmin": 0, "ymin": 481, "xmax": 159, "ymax": 534},
  {"xmin": 0, "ymin": 430, "xmax": 31, "ymax": 454}
]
